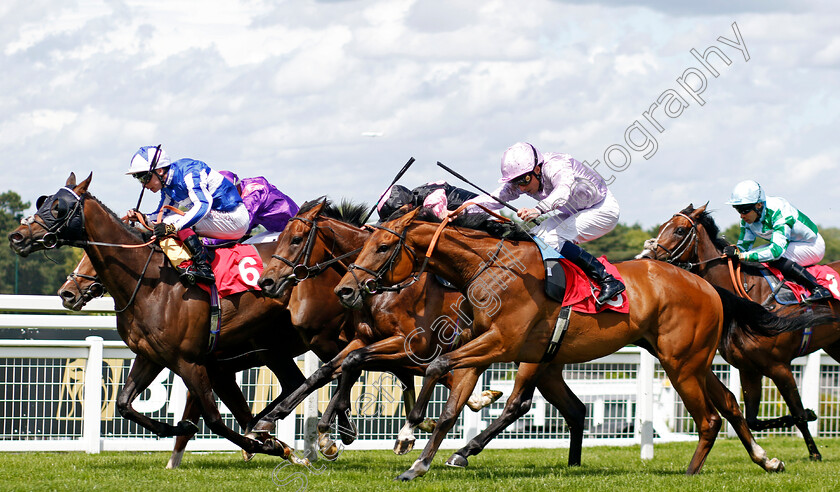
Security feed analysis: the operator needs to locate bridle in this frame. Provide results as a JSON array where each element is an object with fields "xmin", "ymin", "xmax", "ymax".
[
  {"xmin": 270, "ymin": 216, "xmax": 363, "ymax": 284},
  {"xmin": 22, "ymin": 185, "xmax": 157, "ymax": 312},
  {"xmin": 64, "ymin": 272, "xmax": 106, "ymax": 303},
  {"xmin": 647, "ymin": 212, "xmax": 727, "ymax": 270},
  {"xmin": 346, "ymin": 222, "xmax": 425, "ymax": 295}
]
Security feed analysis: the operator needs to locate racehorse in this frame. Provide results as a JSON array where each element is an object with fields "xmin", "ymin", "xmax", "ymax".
[
  {"xmin": 637, "ymin": 202, "xmax": 840, "ymax": 461},
  {"xmin": 7, "ymin": 173, "xmax": 355, "ymax": 464},
  {"xmin": 57, "ymin": 253, "xmax": 296, "ymax": 468},
  {"xmin": 250, "ymin": 199, "xmax": 552, "ymax": 461},
  {"xmin": 333, "ymin": 206, "xmax": 832, "ymax": 480}
]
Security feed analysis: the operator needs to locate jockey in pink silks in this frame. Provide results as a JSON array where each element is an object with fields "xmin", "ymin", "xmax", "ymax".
[{"xmin": 469, "ymin": 142, "xmax": 624, "ymax": 306}]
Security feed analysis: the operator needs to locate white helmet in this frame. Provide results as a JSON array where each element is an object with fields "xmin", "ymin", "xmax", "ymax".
[
  {"xmin": 126, "ymin": 145, "xmax": 171, "ymax": 175},
  {"xmin": 499, "ymin": 142, "xmax": 544, "ymax": 183},
  {"xmin": 726, "ymin": 179, "xmax": 765, "ymax": 205}
]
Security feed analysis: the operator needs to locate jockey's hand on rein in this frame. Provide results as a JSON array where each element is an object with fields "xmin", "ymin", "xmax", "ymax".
[
  {"xmin": 153, "ymin": 222, "xmax": 177, "ymax": 238},
  {"xmin": 722, "ymin": 245, "xmax": 741, "ymax": 259}
]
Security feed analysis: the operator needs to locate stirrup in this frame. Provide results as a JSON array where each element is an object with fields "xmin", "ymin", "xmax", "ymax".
[
  {"xmin": 595, "ymin": 280, "xmax": 625, "ymax": 306},
  {"xmin": 803, "ymin": 286, "xmax": 832, "ymax": 303}
]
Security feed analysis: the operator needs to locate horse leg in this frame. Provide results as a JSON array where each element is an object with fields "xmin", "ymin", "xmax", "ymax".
[
  {"xmin": 116, "ymin": 355, "xmax": 197, "ymax": 437},
  {"xmin": 705, "ymin": 370, "xmax": 785, "ymax": 472},
  {"xmin": 205, "ymin": 366, "xmax": 264, "ymax": 463},
  {"xmin": 250, "ymin": 339, "xmax": 367, "ymax": 434},
  {"xmin": 176, "ymin": 361, "xmax": 306, "ymax": 465},
  {"xmin": 765, "ymin": 364, "xmax": 821, "ymax": 461},
  {"xmin": 166, "ymin": 390, "xmax": 202, "ymax": 469},
  {"xmin": 246, "ymin": 354, "xmax": 307, "ymax": 436},
  {"xmin": 445, "ymin": 363, "xmax": 547, "ymax": 469},
  {"xmin": 396, "ymin": 366, "xmax": 487, "ymax": 481},
  {"xmin": 535, "ymin": 365, "xmax": 585, "ymax": 466},
  {"xmin": 658, "ymin": 360, "xmax": 721, "ymax": 475}
]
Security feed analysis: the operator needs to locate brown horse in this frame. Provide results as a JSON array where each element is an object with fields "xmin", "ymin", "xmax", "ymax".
[
  {"xmin": 57, "ymin": 253, "xmax": 296, "ymax": 468},
  {"xmin": 7, "ymin": 173, "xmax": 354, "ymax": 464},
  {"xmin": 250, "ymin": 199, "xmax": 551, "ymax": 460},
  {"xmin": 333, "ymin": 207, "xmax": 833, "ymax": 480},
  {"xmin": 637, "ymin": 202, "xmax": 840, "ymax": 461}
]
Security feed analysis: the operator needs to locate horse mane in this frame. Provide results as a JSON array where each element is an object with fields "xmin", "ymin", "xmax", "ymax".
[
  {"xmin": 680, "ymin": 205, "xmax": 729, "ymax": 252},
  {"xmin": 299, "ymin": 196, "xmax": 370, "ymax": 227},
  {"xmin": 86, "ymin": 193, "xmax": 150, "ymax": 241},
  {"xmin": 387, "ymin": 205, "xmax": 532, "ymax": 241}
]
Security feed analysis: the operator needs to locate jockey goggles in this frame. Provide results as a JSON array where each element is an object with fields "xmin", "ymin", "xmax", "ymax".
[
  {"xmin": 512, "ymin": 172, "xmax": 535, "ymax": 187},
  {"xmin": 133, "ymin": 171, "xmax": 153, "ymax": 185},
  {"xmin": 733, "ymin": 203, "xmax": 757, "ymax": 215}
]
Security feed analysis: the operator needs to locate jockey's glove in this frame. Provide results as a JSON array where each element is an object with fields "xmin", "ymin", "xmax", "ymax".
[
  {"xmin": 722, "ymin": 245, "xmax": 741, "ymax": 259},
  {"xmin": 154, "ymin": 222, "xmax": 177, "ymax": 238}
]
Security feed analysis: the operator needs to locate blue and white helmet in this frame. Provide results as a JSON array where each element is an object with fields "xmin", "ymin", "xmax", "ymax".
[
  {"xmin": 726, "ymin": 179, "xmax": 765, "ymax": 206},
  {"xmin": 126, "ymin": 145, "xmax": 171, "ymax": 175}
]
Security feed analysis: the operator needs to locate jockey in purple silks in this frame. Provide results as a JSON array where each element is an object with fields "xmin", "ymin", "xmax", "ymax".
[
  {"xmin": 469, "ymin": 141, "xmax": 624, "ymax": 307},
  {"xmin": 204, "ymin": 171, "xmax": 300, "ymax": 245}
]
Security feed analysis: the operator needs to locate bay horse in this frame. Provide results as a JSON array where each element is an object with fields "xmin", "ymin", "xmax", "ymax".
[
  {"xmin": 7, "ymin": 173, "xmax": 357, "ymax": 464},
  {"xmin": 637, "ymin": 202, "xmax": 840, "ymax": 461},
  {"xmin": 249, "ymin": 199, "xmax": 549, "ymax": 461},
  {"xmin": 333, "ymin": 207, "xmax": 832, "ymax": 480},
  {"xmin": 57, "ymin": 253, "xmax": 297, "ymax": 468}
]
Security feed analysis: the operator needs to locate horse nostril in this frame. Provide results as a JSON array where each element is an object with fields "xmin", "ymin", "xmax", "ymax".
[
  {"xmin": 59, "ymin": 290, "xmax": 76, "ymax": 301},
  {"xmin": 258, "ymin": 277, "xmax": 274, "ymax": 290},
  {"xmin": 8, "ymin": 232, "xmax": 22, "ymax": 243},
  {"xmin": 336, "ymin": 287, "xmax": 354, "ymax": 299}
]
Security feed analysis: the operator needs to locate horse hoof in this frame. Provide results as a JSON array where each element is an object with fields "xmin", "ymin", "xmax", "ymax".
[
  {"xmin": 241, "ymin": 449, "xmax": 255, "ymax": 462},
  {"xmin": 244, "ymin": 430, "xmax": 272, "ymax": 443},
  {"xmin": 393, "ymin": 438, "xmax": 415, "ymax": 455},
  {"xmin": 445, "ymin": 454, "xmax": 469, "ymax": 468},
  {"xmin": 288, "ymin": 452, "xmax": 310, "ymax": 467},
  {"xmin": 806, "ymin": 409, "xmax": 818, "ymax": 421},
  {"xmin": 466, "ymin": 389, "xmax": 504, "ymax": 411},
  {"xmin": 810, "ymin": 453, "xmax": 822, "ymax": 462},
  {"xmin": 394, "ymin": 472, "xmax": 415, "ymax": 482},
  {"xmin": 766, "ymin": 458, "xmax": 785, "ymax": 473},
  {"xmin": 338, "ymin": 429, "xmax": 357, "ymax": 446},
  {"xmin": 318, "ymin": 433, "xmax": 340, "ymax": 460},
  {"xmin": 417, "ymin": 418, "xmax": 436, "ymax": 433}
]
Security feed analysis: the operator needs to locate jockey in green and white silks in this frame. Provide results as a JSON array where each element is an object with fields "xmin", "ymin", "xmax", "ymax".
[{"xmin": 724, "ymin": 179, "xmax": 831, "ymax": 302}]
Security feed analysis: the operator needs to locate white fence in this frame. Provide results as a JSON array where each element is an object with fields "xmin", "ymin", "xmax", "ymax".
[{"xmin": 1, "ymin": 295, "xmax": 840, "ymax": 458}]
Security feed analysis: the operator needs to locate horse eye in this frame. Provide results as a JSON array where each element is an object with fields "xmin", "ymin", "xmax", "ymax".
[
  {"xmin": 376, "ymin": 244, "xmax": 390, "ymax": 253},
  {"xmin": 291, "ymin": 236, "xmax": 303, "ymax": 245},
  {"xmin": 675, "ymin": 227, "xmax": 686, "ymax": 235}
]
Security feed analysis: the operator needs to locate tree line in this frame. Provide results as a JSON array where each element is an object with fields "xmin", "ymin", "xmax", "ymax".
[{"xmin": 1, "ymin": 189, "xmax": 839, "ymax": 295}]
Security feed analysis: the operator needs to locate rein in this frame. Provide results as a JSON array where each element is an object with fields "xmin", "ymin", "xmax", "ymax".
[{"xmin": 727, "ymin": 257, "xmax": 754, "ymax": 301}]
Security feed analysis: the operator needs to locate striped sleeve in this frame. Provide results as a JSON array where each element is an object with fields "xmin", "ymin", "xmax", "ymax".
[{"xmin": 742, "ymin": 210, "xmax": 791, "ymax": 262}]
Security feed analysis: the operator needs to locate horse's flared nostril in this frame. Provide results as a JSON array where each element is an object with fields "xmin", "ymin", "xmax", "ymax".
[
  {"xmin": 59, "ymin": 290, "xmax": 76, "ymax": 301},
  {"xmin": 335, "ymin": 287, "xmax": 354, "ymax": 300},
  {"xmin": 258, "ymin": 277, "xmax": 275, "ymax": 290}
]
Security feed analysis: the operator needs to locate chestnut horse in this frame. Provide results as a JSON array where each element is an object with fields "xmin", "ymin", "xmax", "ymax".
[
  {"xmin": 7, "ymin": 173, "xmax": 358, "ymax": 464},
  {"xmin": 637, "ymin": 203, "xmax": 840, "ymax": 461},
  {"xmin": 250, "ymin": 199, "xmax": 559, "ymax": 461},
  {"xmin": 57, "ymin": 253, "xmax": 298, "ymax": 468},
  {"xmin": 334, "ymin": 207, "xmax": 832, "ymax": 480}
]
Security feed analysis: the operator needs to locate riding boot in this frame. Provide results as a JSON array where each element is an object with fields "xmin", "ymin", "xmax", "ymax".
[
  {"xmin": 770, "ymin": 257, "xmax": 832, "ymax": 302},
  {"xmin": 559, "ymin": 242, "xmax": 625, "ymax": 306},
  {"xmin": 182, "ymin": 234, "xmax": 215, "ymax": 285}
]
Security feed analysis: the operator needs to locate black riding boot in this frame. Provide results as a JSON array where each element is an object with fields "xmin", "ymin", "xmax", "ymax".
[
  {"xmin": 559, "ymin": 242, "xmax": 625, "ymax": 306},
  {"xmin": 182, "ymin": 234, "xmax": 215, "ymax": 285},
  {"xmin": 770, "ymin": 257, "xmax": 831, "ymax": 302}
]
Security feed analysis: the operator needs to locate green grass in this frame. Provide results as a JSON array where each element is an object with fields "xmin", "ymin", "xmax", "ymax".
[{"xmin": 2, "ymin": 437, "xmax": 840, "ymax": 491}]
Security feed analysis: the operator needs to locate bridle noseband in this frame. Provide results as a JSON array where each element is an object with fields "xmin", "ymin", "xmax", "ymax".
[
  {"xmin": 270, "ymin": 216, "xmax": 363, "ymax": 284},
  {"xmin": 346, "ymin": 223, "xmax": 425, "ymax": 295},
  {"xmin": 648, "ymin": 213, "xmax": 702, "ymax": 268}
]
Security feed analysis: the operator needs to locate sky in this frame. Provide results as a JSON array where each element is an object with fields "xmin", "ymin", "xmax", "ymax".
[{"xmin": 2, "ymin": 0, "xmax": 838, "ymax": 232}]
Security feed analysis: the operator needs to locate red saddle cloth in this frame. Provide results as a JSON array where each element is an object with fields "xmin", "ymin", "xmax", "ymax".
[
  {"xmin": 187, "ymin": 244, "xmax": 264, "ymax": 297},
  {"xmin": 764, "ymin": 264, "xmax": 840, "ymax": 302},
  {"xmin": 559, "ymin": 256, "xmax": 629, "ymax": 314}
]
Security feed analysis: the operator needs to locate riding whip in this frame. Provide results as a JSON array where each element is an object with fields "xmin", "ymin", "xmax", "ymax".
[
  {"xmin": 132, "ymin": 144, "xmax": 162, "ymax": 214},
  {"xmin": 361, "ymin": 156, "xmax": 416, "ymax": 224},
  {"xmin": 436, "ymin": 161, "xmax": 519, "ymax": 214}
]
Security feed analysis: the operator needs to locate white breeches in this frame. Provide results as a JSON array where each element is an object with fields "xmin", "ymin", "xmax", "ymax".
[
  {"xmin": 782, "ymin": 233, "xmax": 825, "ymax": 266},
  {"xmin": 529, "ymin": 190, "xmax": 620, "ymax": 248},
  {"xmin": 164, "ymin": 203, "xmax": 250, "ymax": 240}
]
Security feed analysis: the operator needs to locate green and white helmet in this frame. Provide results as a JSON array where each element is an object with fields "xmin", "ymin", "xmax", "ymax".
[{"xmin": 726, "ymin": 179, "xmax": 765, "ymax": 206}]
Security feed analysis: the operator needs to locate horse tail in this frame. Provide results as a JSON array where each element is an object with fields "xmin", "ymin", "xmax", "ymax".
[{"xmin": 714, "ymin": 285, "xmax": 839, "ymax": 344}]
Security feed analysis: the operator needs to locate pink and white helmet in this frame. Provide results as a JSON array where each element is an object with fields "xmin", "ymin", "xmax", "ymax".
[{"xmin": 499, "ymin": 142, "xmax": 543, "ymax": 183}]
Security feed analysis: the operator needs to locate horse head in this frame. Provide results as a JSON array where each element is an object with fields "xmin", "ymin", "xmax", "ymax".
[
  {"xmin": 58, "ymin": 253, "xmax": 105, "ymax": 311},
  {"xmin": 335, "ymin": 205, "xmax": 423, "ymax": 309},
  {"xmin": 9, "ymin": 172, "xmax": 92, "ymax": 257},
  {"xmin": 636, "ymin": 202, "xmax": 712, "ymax": 264}
]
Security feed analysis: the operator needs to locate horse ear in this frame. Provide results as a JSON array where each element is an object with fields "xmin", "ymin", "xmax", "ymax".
[
  {"xmin": 66, "ymin": 173, "xmax": 77, "ymax": 187},
  {"xmin": 695, "ymin": 202, "xmax": 708, "ymax": 215},
  {"xmin": 76, "ymin": 173, "xmax": 93, "ymax": 194}
]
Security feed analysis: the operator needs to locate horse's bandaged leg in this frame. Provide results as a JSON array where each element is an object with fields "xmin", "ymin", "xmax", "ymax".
[{"xmin": 161, "ymin": 238, "xmax": 191, "ymax": 268}]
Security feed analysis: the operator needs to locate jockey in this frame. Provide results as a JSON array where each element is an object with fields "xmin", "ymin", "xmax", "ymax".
[
  {"xmin": 724, "ymin": 179, "xmax": 831, "ymax": 302},
  {"xmin": 203, "ymin": 170, "xmax": 300, "ymax": 244},
  {"xmin": 376, "ymin": 180, "xmax": 478, "ymax": 223},
  {"xmin": 469, "ymin": 142, "xmax": 624, "ymax": 306},
  {"xmin": 125, "ymin": 145, "xmax": 249, "ymax": 285}
]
